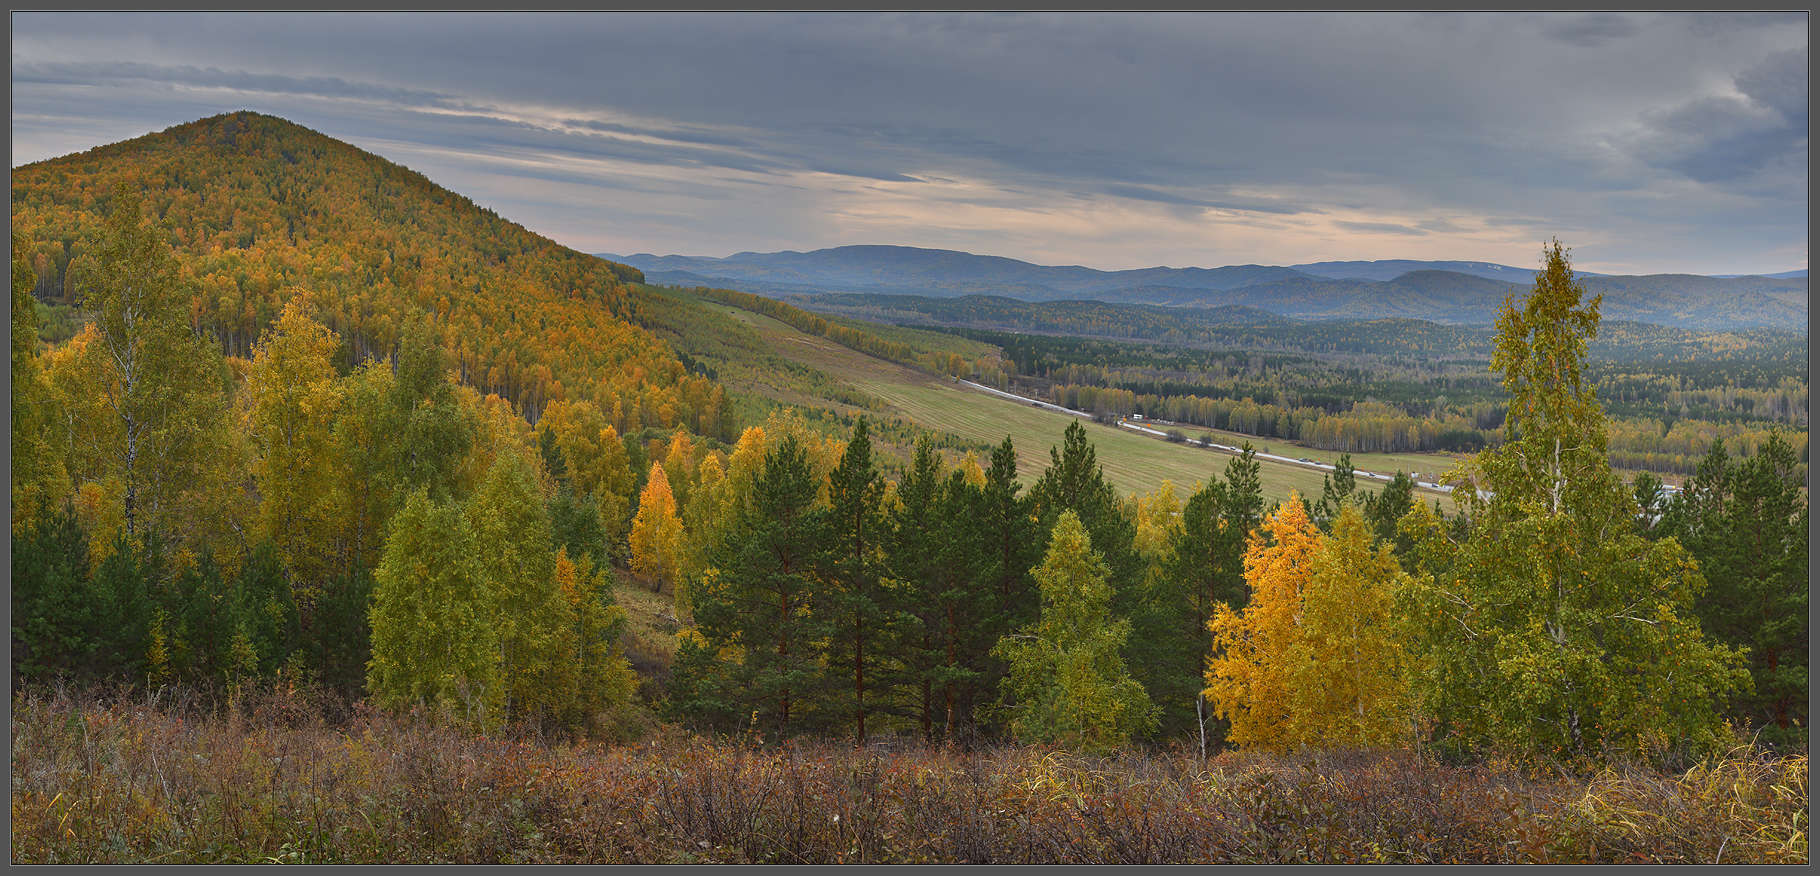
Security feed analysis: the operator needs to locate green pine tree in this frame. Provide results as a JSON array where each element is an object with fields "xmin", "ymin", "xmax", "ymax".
[
  {"xmin": 1660, "ymin": 433, "xmax": 1808, "ymax": 747},
  {"xmin": 673, "ymin": 433, "xmax": 828, "ymax": 738},
  {"xmin": 817, "ymin": 419, "xmax": 898, "ymax": 742}
]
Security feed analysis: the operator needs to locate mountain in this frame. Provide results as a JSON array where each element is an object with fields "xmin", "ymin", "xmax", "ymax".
[
  {"xmin": 1712, "ymin": 269, "xmax": 1807, "ymax": 280},
  {"xmin": 1287, "ymin": 258, "xmax": 1549, "ymax": 283},
  {"xmin": 12, "ymin": 111, "xmax": 725, "ymax": 435},
  {"xmin": 600, "ymin": 245, "xmax": 1320, "ymax": 300},
  {"xmin": 608, "ymin": 244, "xmax": 1807, "ymax": 330}
]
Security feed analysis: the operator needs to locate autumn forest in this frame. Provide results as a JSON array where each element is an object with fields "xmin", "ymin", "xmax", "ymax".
[{"xmin": 9, "ymin": 112, "xmax": 1809, "ymax": 864}]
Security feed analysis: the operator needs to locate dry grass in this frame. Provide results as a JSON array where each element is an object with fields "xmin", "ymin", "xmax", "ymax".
[{"xmin": 10, "ymin": 685, "xmax": 1807, "ymax": 865}]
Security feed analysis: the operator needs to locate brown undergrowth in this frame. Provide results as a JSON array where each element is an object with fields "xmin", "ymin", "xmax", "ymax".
[{"xmin": 9, "ymin": 684, "xmax": 1807, "ymax": 864}]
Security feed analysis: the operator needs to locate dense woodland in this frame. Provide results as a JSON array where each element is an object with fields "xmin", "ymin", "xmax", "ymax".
[
  {"xmin": 800, "ymin": 293, "xmax": 1808, "ymax": 475},
  {"xmin": 10, "ymin": 140, "xmax": 1808, "ymax": 761}
]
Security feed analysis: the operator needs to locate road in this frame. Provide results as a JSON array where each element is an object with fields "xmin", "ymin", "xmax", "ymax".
[{"xmin": 955, "ymin": 378, "xmax": 1454, "ymax": 493}]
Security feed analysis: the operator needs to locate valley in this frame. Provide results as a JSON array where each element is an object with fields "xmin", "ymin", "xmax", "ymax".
[{"xmin": 637, "ymin": 282, "xmax": 1454, "ymax": 503}]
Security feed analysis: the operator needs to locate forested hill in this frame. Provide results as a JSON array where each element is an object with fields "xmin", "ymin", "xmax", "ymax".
[
  {"xmin": 11, "ymin": 111, "xmax": 724, "ymax": 436},
  {"xmin": 601, "ymin": 244, "xmax": 1807, "ymax": 331}
]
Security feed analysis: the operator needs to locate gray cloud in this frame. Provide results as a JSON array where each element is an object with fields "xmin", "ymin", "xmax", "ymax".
[
  {"xmin": 1335, "ymin": 221, "xmax": 1428, "ymax": 237},
  {"xmin": 1541, "ymin": 13, "xmax": 1641, "ymax": 47},
  {"xmin": 9, "ymin": 11, "xmax": 1808, "ymax": 274}
]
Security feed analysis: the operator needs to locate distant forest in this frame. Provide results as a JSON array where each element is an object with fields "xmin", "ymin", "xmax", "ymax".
[{"xmin": 797, "ymin": 292, "xmax": 1808, "ymax": 475}]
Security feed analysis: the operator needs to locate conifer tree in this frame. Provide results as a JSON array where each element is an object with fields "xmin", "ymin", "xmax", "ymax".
[
  {"xmin": 384, "ymin": 320, "xmax": 473, "ymax": 503},
  {"xmin": 1660, "ymin": 433, "xmax": 1808, "ymax": 746},
  {"xmin": 886, "ymin": 435, "xmax": 950, "ymax": 740},
  {"xmin": 1362, "ymin": 470, "xmax": 1418, "ymax": 555},
  {"xmin": 817, "ymin": 418, "xmax": 896, "ymax": 742},
  {"xmin": 1032, "ymin": 422, "xmax": 1142, "ymax": 597},
  {"xmin": 554, "ymin": 549, "xmax": 638, "ymax": 731},
  {"xmin": 994, "ymin": 511, "xmax": 1156, "ymax": 754},
  {"xmin": 1313, "ymin": 452, "xmax": 1357, "ymax": 530},
  {"xmin": 673, "ymin": 433, "xmax": 828, "ymax": 737},
  {"xmin": 1148, "ymin": 445, "xmax": 1266, "ymax": 743}
]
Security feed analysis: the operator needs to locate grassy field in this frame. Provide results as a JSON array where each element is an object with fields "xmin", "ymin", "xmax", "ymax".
[
  {"xmin": 658, "ymin": 287, "xmax": 1450, "ymax": 503},
  {"xmin": 11, "ymin": 688, "xmax": 1808, "ymax": 864}
]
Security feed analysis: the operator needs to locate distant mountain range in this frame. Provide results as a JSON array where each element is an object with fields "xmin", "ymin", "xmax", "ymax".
[{"xmin": 599, "ymin": 245, "xmax": 1807, "ymax": 331}]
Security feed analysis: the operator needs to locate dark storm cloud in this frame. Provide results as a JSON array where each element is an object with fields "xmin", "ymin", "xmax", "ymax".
[{"xmin": 9, "ymin": 11, "xmax": 1808, "ymax": 273}]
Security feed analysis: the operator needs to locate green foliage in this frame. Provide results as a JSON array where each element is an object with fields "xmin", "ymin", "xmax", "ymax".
[
  {"xmin": 467, "ymin": 450, "xmax": 574, "ymax": 723},
  {"xmin": 368, "ymin": 490, "xmax": 502, "ymax": 725},
  {"xmin": 815, "ymin": 419, "xmax": 900, "ymax": 741},
  {"xmin": 1405, "ymin": 241, "xmax": 1747, "ymax": 763},
  {"xmin": 672, "ymin": 434, "xmax": 830, "ymax": 737},
  {"xmin": 61, "ymin": 185, "xmax": 230, "ymax": 546},
  {"xmin": 1660, "ymin": 433, "xmax": 1809, "ymax": 747},
  {"xmin": 993, "ymin": 512, "xmax": 1157, "ymax": 753}
]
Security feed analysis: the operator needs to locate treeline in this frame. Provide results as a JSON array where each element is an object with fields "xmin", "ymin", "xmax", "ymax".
[
  {"xmin": 1052, "ymin": 384, "xmax": 1498, "ymax": 453},
  {"xmin": 787, "ymin": 290, "xmax": 1808, "ymax": 474},
  {"xmin": 798, "ymin": 291, "xmax": 1810, "ymax": 366},
  {"xmin": 943, "ymin": 327, "xmax": 1806, "ymax": 471}
]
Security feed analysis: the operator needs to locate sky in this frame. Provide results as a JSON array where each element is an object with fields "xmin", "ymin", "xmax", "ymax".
[{"xmin": 10, "ymin": 12, "xmax": 1810, "ymax": 275}]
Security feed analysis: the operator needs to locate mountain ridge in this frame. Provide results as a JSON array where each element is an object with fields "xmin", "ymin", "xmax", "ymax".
[{"xmin": 601, "ymin": 244, "xmax": 1808, "ymax": 330}]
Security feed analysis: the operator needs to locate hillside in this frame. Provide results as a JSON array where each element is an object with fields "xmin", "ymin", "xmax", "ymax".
[
  {"xmin": 603, "ymin": 244, "xmax": 1807, "ymax": 330},
  {"xmin": 11, "ymin": 111, "xmax": 727, "ymax": 438}
]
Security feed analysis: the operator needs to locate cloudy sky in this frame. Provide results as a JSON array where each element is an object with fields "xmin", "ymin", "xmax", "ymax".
[{"xmin": 10, "ymin": 12, "xmax": 1809, "ymax": 274}]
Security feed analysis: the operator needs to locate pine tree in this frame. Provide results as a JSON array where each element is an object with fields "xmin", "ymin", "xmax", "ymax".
[
  {"xmin": 1660, "ymin": 433, "xmax": 1808, "ymax": 746},
  {"xmin": 1148, "ymin": 445, "xmax": 1266, "ymax": 744},
  {"xmin": 968, "ymin": 436, "xmax": 1040, "ymax": 735},
  {"xmin": 1030, "ymin": 422, "xmax": 1149, "ymax": 724},
  {"xmin": 673, "ymin": 433, "xmax": 828, "ymax": 737},
  {"xmin": 817, "ymin": 418, "xmax": 896, "ymax": 742},
  {"xmin": 886, "ymin": 435, "xmax": 950, "ymax": 740},
  {"xmin": 555, "ymin": 549, "xmax": 638, "ymax": 732},
  {"xmin": 1362, "ymin": 470, "xmax": 1417, "ymax": 556},
  {"xmin": 384, "ymin": 320, "xmax": 473, "ymax": 503},
  {"xmin": 1313, "ymin": 452, "xmax": 1357, "ymax": 530},
  {"xmin": 994, "ymin": 511, "xmax": 1156, "ymax": 754},
  {"xmin": 1404, "ymin": 240, "xmax": 1745, "ymax": 762},
  {"xmin": 233, "ymin": 541, "xmax": 301, "ymax": 676},
  {"xmin": 11, "ymin": 506, "xmax": 97, "ymax": 682}
]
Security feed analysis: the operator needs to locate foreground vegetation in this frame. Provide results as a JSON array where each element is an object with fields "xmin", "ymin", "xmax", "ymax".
[{"xmin": 10, "ymin": 687, "xmax": 1806, "ymax": 865}]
